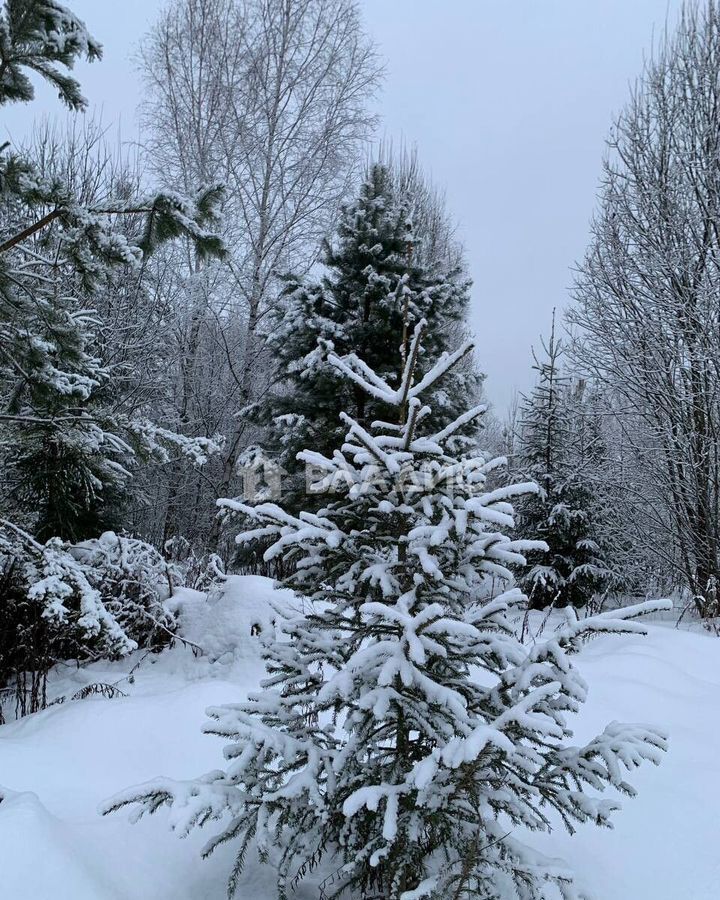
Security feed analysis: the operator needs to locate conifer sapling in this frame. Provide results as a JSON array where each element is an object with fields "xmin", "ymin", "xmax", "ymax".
[{"xmin": 104, "ymin": 322, "xmax": 669, "ymax": 900}]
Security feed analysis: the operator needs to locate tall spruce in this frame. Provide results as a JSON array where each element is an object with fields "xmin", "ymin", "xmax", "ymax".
[
  {"xmin": 106, "ymin": 322, "xmax": 668, "ymax": 900},
  {"xmin": 514, "ymin": 316, "xmax": 613, "ymax": 609},
  {"xmin": 254, "ymin": 162, "xmax": 480, "ymax": 512}
]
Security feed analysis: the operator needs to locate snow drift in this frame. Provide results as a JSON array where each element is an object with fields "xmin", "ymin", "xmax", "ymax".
[{"xmin": 0, "ymin": 577, "xmax": 717, "ymax": 899}]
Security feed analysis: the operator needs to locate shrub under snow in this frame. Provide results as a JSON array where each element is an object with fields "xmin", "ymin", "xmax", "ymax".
[{"xmin": 0, "ymin": 524, "xmax": 178, "ymax": 721}]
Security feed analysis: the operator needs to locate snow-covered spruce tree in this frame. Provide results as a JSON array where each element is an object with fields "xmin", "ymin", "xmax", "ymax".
[
  {"xmin": 0, "ymin": 0, "xmax": 225, "ymax": 541},
  {"xmin": 514, "ymin": 319, "xmax": 613, "ymax": 610},
  {"xmin": 253, "ymin": 162, "xmax": 480, "ymax": 513},
  {"xmin": 105, "ymin": 322, "xmax": 668, "ymax": 900}
]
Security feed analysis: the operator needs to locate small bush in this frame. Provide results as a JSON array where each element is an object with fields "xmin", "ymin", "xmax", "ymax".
[{"xmin": 0, "ymin": 524, "xmax": 178, "ymax": 721}]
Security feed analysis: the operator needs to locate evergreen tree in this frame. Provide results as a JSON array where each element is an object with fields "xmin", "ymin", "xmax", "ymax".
[
  {"xmin": 0, "ymin": 0, "xmax": 226, "ymax": 541},
  {"xmin": 0, "ymin": 0, "xmax": 102, "ymax": 110},
  {"xmin": 255, "ymin": 163, "xmax": 480, "ymax": 512},
  {"xmin": 514, "ymin": 317, "xmax": 613, "ymax": 609},
  {"xmin": 106, "ymin": 323, "xmax": 668, "ymax": 900}
]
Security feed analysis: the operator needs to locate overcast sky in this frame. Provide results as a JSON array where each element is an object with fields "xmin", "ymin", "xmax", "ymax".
[{"xmin": 3, "ymin": 0, "xmax": 683, "ymax": 412}]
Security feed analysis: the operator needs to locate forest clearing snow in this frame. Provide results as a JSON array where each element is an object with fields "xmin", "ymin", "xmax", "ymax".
[{"xmin": 0, "ymin": 577, "xmax": 718, "ymax": 900}]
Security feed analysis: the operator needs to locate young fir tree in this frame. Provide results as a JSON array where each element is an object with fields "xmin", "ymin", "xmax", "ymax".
[
  {"xmin": 514, "ymin": 318, "xmax": 613, "ymax": 609},
  {"xmin": 254, "ymin": 163, "xmax": 480, "ymax": 511},
  {"xmin": 0, "ymin": 0, "xmax": 225, "ymax": 541},
  {"xmin": 105, "ymin": 322, "xmax": 668, "ymax": 900}
]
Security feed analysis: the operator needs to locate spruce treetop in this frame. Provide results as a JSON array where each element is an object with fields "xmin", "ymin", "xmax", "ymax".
[{"xmin": 256, "ymin": 162, "xmax": 480, "ymax": 516}]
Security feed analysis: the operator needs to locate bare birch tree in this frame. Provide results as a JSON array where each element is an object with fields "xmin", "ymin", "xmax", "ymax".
[
  {"xmin": 138, "ymin": 0, "xmax": 381, "ymax": 549},
  {"xmin": 570, "ymin": 0, "xmax": 720, "ymax": 606}
]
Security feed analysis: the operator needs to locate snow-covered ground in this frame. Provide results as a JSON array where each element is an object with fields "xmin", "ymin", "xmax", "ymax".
[{"xmin": 1, "ymin": 578, "xmax": 718, "ymax": 899}]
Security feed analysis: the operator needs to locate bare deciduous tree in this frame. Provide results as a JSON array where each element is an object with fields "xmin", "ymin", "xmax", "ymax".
[
  {"xmin": 571, "ymin": 0, "xmax": 720, "ymax": 605},
  {"xmin": 138, "ymin": 0, "xmax": 381, "ymax": 549}
]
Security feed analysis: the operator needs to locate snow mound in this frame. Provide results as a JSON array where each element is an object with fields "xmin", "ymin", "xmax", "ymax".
[
  {"xmin": 172, "ymin": 574, "xmax": 300, "ymax": 663},
  {"xmin": 0, "ymin": 786, "xmax": 120, "ymax": 899},
  {"xmin": 0, "ymin": 617, "xmax": 719, "ymax": 898}
]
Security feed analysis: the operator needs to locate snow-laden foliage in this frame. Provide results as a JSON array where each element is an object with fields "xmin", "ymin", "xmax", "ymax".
[
  {"xmin": 253, "ymin": 162, "xmax": 481, "ymax": 515},
  {"xmin": 0, "ymin": 6, "xmax": 225, "ymax": 542},
  {"xmin": 0, "ymin": 0, "xmax": 102, "ymax": 110},
  {"xmin": 70, "ymin": 531, "xmax": 180, "ymax": 649},
  {"xmin": 0, "ymin": 523, "xmax": 179, "ymax": 720},
  {"xmin": 514, "ymin": 320, "xmax": 614, "ymax": 609},
  {"xmin": 0, "ymin": 523, "xmax": 134, "ymax": 651},
  {"xmin": 0, "ymin": 522, "xmax": 132, "ymax": 720},
  {"xmin": 104, "ymin": 323, "xmax": 668, "ymax": 899}
]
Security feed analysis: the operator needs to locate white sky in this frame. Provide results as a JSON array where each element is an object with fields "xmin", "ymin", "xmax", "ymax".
[{"xmin": 2, "ymin": 0, "xmax": 683, "ymax": 412}]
